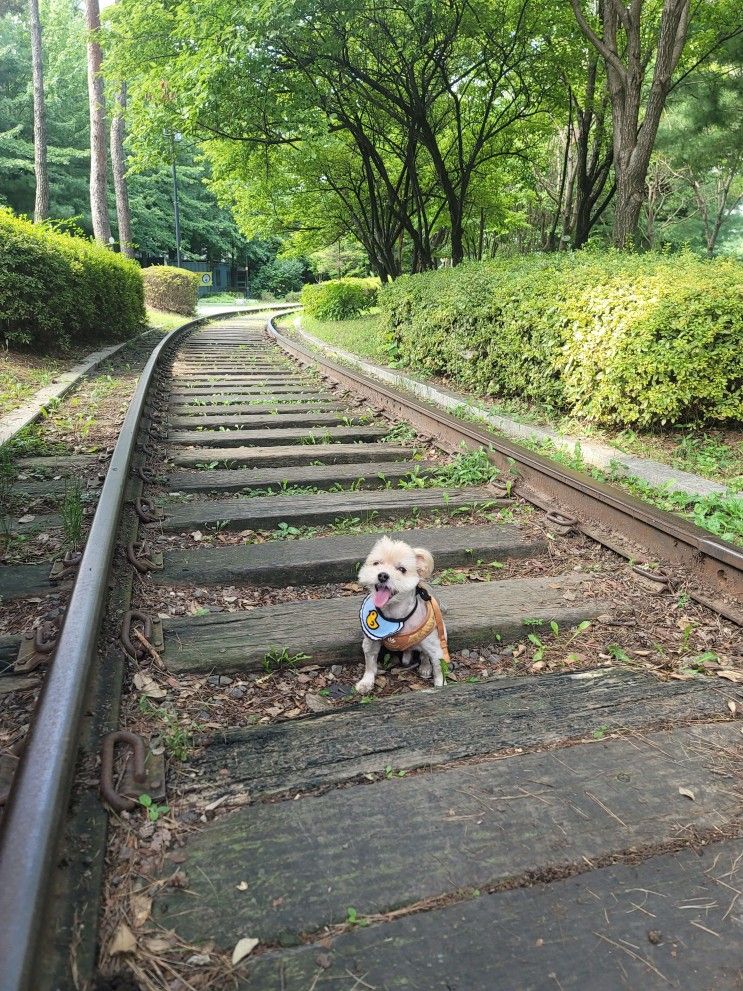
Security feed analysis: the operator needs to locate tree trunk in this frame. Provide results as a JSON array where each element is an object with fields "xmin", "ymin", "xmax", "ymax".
[
  {"xmin": 85, "ymin": 0, "xmax": 111, "ymax": 243},
  {"xmin": 570, "ymin": 0, "xmax": 691, "ymax": 249},
  {"xmin": 110, "ymin": 82, "xmax": 134, "ymax": 257},
  {"xmin": 29, "ymin": 0, "xmax": 49, "ymax": 223},
  {"xmin": 613, "ymin": 157, "xmax": 646, "ymax": 249}
]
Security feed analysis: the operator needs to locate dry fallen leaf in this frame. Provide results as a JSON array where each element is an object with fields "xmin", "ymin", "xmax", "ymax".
[
  {"xmin": 109, "ymin": 923, "xmax": 136, "ymax": 956},
  {"xmin": 231, "ymin": 937, "xmax": 259, "ymax": 965},
  {"xmin": 728, "ymin": 700, "xmax": 737, "ymax": 716},
  {"xmin": 717, "ymin": 670, "xmax": 743, "ymax": 683},
  {"xmin": 186, "ymin": 953, "xmax": 211, "ymax": 966},
  {"xmin": 130, "ymin": 893, "xmax": 152, "ymax": 927},
  {"xmin": 133, "ymin": 672, "xmax": 167, "ymax": 699},
  {"xmin": 144, "ymin": 936, "xmax": 175, "ymax": 953},
  {"xmin": 678, "ymin": 787, "xmax": 696, "ymax": 801}
]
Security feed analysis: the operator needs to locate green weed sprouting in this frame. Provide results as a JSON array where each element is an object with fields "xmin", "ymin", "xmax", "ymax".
[{"xmin": 61, "ymin": 478, "xmax": 85, "ymax": 550}]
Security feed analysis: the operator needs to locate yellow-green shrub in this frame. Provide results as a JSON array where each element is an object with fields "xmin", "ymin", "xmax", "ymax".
[
  {"xmin": 381, "ymin": 252, "xmax": 743, "ymax": 428},
  {"xmin": 141, "ymin": 265, "xmax": 200, "ymax": 316},
  {"xmin": 0, "ymin": 208, "xmax": 145, "ymax": 350},
  {"xmin": 301, "ymin": 277, "xmax": 379, "ymax": 320}
]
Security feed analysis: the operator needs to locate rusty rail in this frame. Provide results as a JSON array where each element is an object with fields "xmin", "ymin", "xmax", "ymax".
[{"xmin": 0, "ymin": 305, "xmax": 296, "ymax": 991}]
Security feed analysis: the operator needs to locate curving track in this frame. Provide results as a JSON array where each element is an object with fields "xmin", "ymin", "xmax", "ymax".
[{"xmin": 1, "ymin": 309, "xmax": 742, "ymax": 991}]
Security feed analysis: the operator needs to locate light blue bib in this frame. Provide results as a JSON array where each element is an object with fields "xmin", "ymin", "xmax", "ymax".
[{"xmin": 359, "ymin": 594, "xmax": 404, "ymax": 641}]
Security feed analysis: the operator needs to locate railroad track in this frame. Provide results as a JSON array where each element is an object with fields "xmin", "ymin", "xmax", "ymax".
[{"xmin": 1, "ymin": 310, "xmax": 742, "ymax": 990}]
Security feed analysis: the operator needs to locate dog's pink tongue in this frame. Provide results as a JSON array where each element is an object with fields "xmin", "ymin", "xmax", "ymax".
[{"xmin": 373, "ymin": 587, "xmax": 392, "ymax": 608}]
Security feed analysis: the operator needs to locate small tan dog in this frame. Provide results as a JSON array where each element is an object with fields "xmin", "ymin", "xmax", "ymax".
[{"xmin": 357, "ymin": 536, "xmax": 449, "ymax": 694}]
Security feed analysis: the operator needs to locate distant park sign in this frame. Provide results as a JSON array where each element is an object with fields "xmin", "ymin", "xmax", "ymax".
[{"xmin": 199, "ymin": 272, "xmax": 213, "ymax": 287}]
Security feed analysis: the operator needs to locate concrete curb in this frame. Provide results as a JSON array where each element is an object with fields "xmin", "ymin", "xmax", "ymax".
[{"xmin": 289, "ymin": 316, "xmax": 731, "ymax": 500}]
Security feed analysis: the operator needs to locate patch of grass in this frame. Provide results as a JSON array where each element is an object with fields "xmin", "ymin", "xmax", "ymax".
[
  {"xmin": 300, "ymin": 430, "xmax": 334, "ymax": 445},
  {"xmin": 286, "ymin": 311, "xmax": 387, "ymax": 361},
  {"xmin": 138, "ymin": 697, "xmax": 197, "ymax": 761},
  {"xmin": 0, "ymin": 350, "xmax": 71, "ymax": 418},
  {"xmin": 201, "ymin": 292, "xmax": 251, "ymax": 305},
  {"xmin": 146, "ymin": 307, "xmax": 188, "ymax": 334},
  {"xmin": 430, "ymin": 448, "xmax": 506, "ymax": 488},
  {"xmin": 2, "ymin": 421, "xmax": 69, "ymax": 457},
  {"xmin": 61, "ymin": 478, "xmax": 85, "ymax": 549},
  {"xmin": 0, "ymin": 446, "xmax": 14, "ymax": 540},
  {"xmin": 262, "ymin": 647, "xmax": 312, "ymax": 672},
  {"xmin": 243, "ymin": 482, "xmax": 321, "ymax": 498},
  {"xmin": 610, "ymin": 430, "xmax": 743, "ymax": 488},
  {"xmin": 382, "ymin": 421, "xmax": 418, "ymax": 444},
  {"xmin": 434, "ymin": 567, "xmax": 468, "ymax": 585},
  {"xmin": 522, "ymin": 436, "xmax": 743, "ymax": 547},
  {"xmin": 273, "ymin": 521, "xmax": 308, "ymax": 539},
  {"xmin": 618, "ymin": 477, "xmax": 743, "ymax": 546}
]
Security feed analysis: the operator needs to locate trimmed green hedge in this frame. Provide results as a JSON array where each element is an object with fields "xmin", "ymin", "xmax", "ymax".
[
  {"xmin": 0, "ymin": 208, "xmax": 145, "ymax": 350},
  {"xmin": 141, "ymin": 265, "xmax": 200, "ymax": 316},
  {"xmin": 301, "ymin": 277, "xmax": 378, "ymax": 320},
  {"xmin": 380, "ymin": 252, "xmax": 743, "ymax": 428}
]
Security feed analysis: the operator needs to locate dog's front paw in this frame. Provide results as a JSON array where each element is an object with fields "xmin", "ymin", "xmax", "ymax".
[
  {"xmin": 355, "ymin": 677, "xmax": 375, "ymax": 695},
  {"xmin": 419, "ymin": 661, "xmax": 432, "ymax": 680}
]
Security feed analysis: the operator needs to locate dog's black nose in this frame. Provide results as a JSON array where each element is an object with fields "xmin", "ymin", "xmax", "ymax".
[{"xmin": 377, "ymin": 571, "xmax": 389, "ymax": 583}]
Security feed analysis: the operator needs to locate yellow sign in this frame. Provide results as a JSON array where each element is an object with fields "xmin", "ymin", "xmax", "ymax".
[{"xmin": 199, "ymin": 272, "xmax": 213, "ymax": 287}]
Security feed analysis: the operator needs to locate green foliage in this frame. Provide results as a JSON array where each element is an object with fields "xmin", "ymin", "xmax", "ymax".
[
  {"xmin": 381, "ymin": 252, "xmax": 743, "ymax": 429},
  {"xmin": 141, "ymin": 265, "xmax": 199, "ymax": 316},
  {"xmin": 429, "ymin": 449, "xmax": 504, "ymax": 488},
  {"xmin": 0, "ymin": 0, "xmax": 91, "ymax": 227},
  {"xmin": 301, "ymin": 278, "xmax": 379, "ymax": 320},
  {"xmin": 137, "ymin": 793, "xmax": 169, "ymax": 822},
  {"xmin": 251, "ymin": 257, "xmax": 308, "ymax": 298},
  {"xmin": 296, "ymin": 311, "xmax": 386, "ymax": 359},
  {"xmin": 0, "ymin": 208, "xmax": 145, "ymax": 349},
  {"xmin": 262, "ymin": 647, "xmax": 312, "ymax": 672},
  {"xmin": 61, "ymin": 477, "xmax": 84, "ymax": 549}
]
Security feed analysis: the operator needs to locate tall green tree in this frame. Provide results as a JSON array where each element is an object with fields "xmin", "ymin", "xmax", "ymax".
[
  {"xmin": 569, "ymin": 0, "xmax": 742, "ymax": 248},
  {"xmin": 84, "ymin": 0, "xmax": 111, "ymax": 242},
  {"xmin": 28, "ymin": 0, "xmax": 49, "ymax": 221},
  {"xmin": 0, "ymin": 0, "xmax": 90, "ymax": 223},
  {"xmin": 106, "ymin": 0, "xmax": 551, "ymax": 272},
  {"xmin": 655, "ymin": 40, "xmax": 743, "ymax": 255}
]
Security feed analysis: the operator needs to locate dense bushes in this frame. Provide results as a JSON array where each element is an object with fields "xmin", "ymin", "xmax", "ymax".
[
  {"xmin": 301, "ymin": 277, "xmax": 378, "ymax": 320},
  {"xmin": 0, "ymin": 208, "xmax": 145, "ymax": 350},
  {"xmin": 380, "ymin": 252, "xmax": 743, "ymax": 428},
  {"xmin": 141, "ymin": 265, "xmax": 200, "ymax": 315},
  {"xmin": 251, "ymin": 258, "xmax": 307, "ymax": 298}
]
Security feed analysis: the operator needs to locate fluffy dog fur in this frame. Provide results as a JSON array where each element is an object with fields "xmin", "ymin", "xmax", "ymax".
[{"xmin": 356, "ymin": 536, "xmax": 445, "ymax": 694}]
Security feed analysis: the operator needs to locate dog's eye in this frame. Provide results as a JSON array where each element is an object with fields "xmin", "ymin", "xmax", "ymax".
[
  {"xmin": 372, "ymin": 561, "xmax": 380, "ymax": 566},
  {"xmin": 398, "ymin": 566, "xmax": 407, "ymax": 574}
]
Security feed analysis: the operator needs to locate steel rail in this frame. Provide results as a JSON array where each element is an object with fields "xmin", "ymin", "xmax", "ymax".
[
  {"xmin": 268, "ymin": 318, "xmax": 743, "ymax": 608},
  {"xmin": 0, "ymin": 305, "xmax": 295, "ymax": 991}
]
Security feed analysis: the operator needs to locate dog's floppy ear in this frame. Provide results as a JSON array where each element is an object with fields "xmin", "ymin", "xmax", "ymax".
[{"xmin": 413, "ymin": 547, "xmax": 434, "ymax": 580}]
